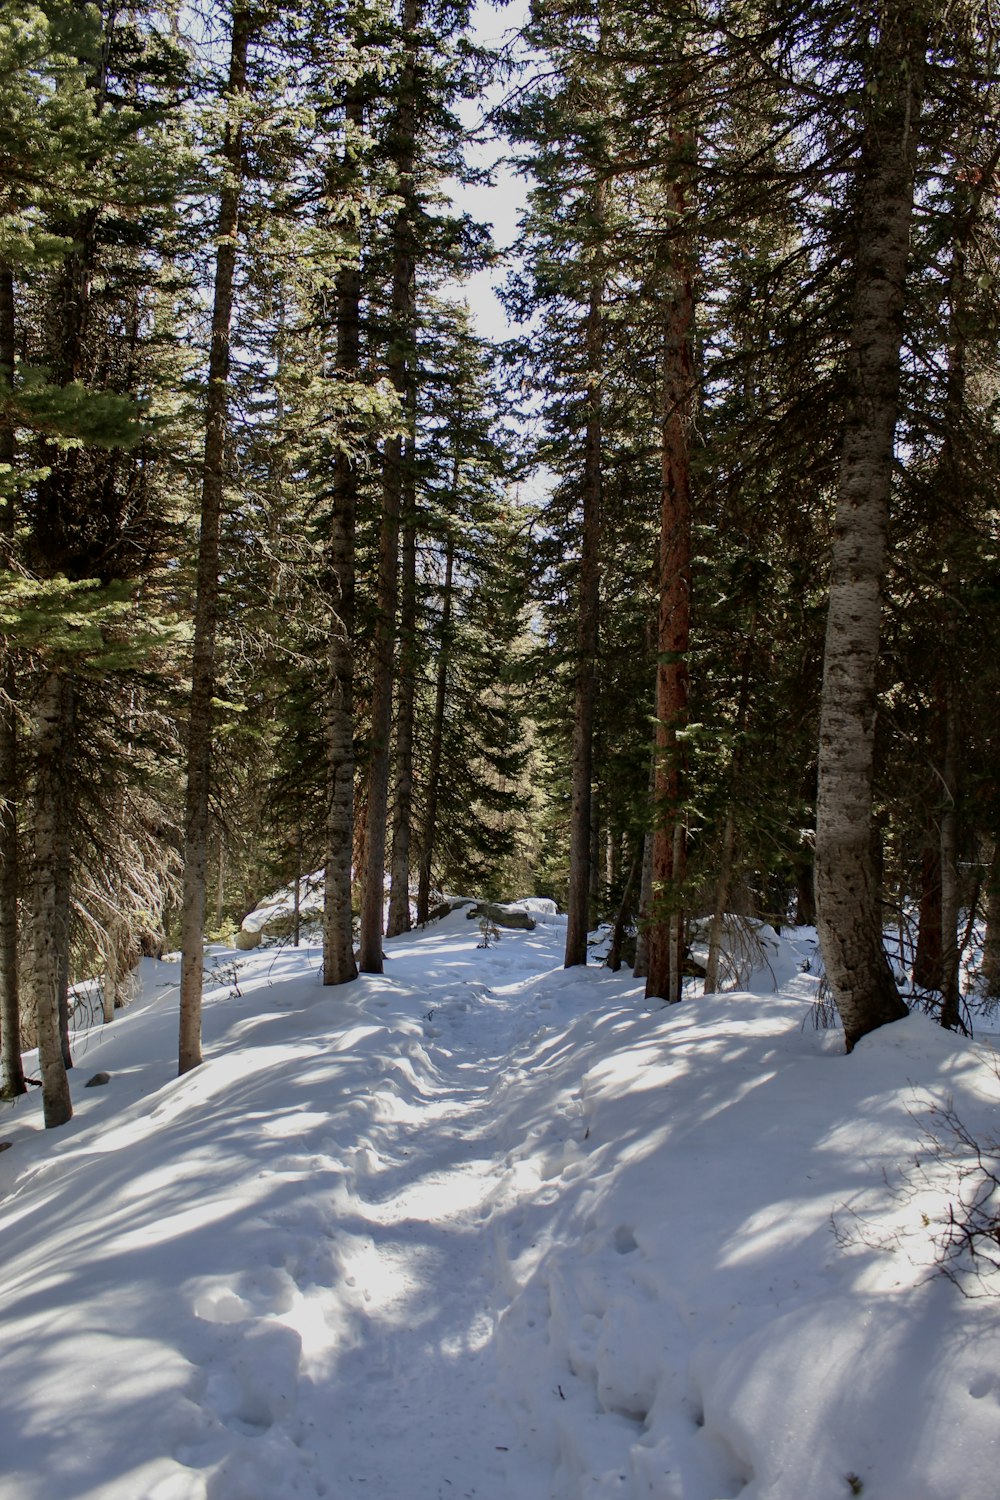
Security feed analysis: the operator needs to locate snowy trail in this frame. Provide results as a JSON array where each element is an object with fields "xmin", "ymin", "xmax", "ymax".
[
  {"xmin": 276, "ymin": 978, "xmax": 540, "ymax": 1500},
  {"xmin": 4, "ymin": 908, "xmax": 1000, "ymax": 1500},
  {"xmin": 0, "ymin": 910, "xmax": 577, "ymax": 1500}
]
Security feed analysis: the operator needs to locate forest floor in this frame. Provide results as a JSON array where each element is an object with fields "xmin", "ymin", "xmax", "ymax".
[{"xmin": 2, "ymin": 906, "xmax": 1000, "ymax": 1500}]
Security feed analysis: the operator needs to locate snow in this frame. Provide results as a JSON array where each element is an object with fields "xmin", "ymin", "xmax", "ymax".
[
  {"xmin": 2, "ymin": 914, "xmax": 1000, "ymax": 1500},
  {"xmin": 241, "ymin": 871, "xmax": 325, "ymax": 933}
]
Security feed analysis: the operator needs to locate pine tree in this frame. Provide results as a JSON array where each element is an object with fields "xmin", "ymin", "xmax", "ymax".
[
  {"xmin": 10, "ymin": 0, "xmax": 194, "ymax": 1122},
  {"xmin": 815, "ymin": 1, "xmax": 928, "ymax": 1050},
  {"xmin": 179, "ymin": 2, "xmax": 257, "ymax": 1075}
]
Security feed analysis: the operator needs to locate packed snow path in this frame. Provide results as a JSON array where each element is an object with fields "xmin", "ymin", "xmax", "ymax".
[
  {"xmin": 4, "ymin": 907, "xmax": 1000, "ymax": 1500},
  {"xmin": 0, "ymin": 910, "xmax": 597, "ymax": 1500}
]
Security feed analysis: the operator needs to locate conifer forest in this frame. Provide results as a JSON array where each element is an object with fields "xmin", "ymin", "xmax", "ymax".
[{"xmin": 3, "ymin": 0, "xmax": 1000, "ymax": 1129}]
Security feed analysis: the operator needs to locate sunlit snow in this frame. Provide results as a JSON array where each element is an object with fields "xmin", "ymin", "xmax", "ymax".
[{"xmin": 2, "ymin": 908, "xmax": 1000, "ymax": 1499}]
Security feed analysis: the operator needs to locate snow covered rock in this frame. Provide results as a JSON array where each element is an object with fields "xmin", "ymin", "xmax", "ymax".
[{"xmin": 467, "ymin": 901, "xmax": 536, "ymax": 930}]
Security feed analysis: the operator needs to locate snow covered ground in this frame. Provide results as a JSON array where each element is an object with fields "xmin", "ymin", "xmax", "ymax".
[{"xmin": 2, "ymin": 909, "xmax": 1000, "ymax": 1500}]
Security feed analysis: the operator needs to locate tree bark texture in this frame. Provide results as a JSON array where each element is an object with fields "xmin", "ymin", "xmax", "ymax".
[
  {"xmin": 633, "ymin": 753, "xmax": 656, "ymax": 979},
  {"xmin": 0, "ymin": 262, "xmax": 24, "ymax": 1096},
  {"xmin": 981, "ymin": 839, "xmax": 1000, "ymax": 998},
  {"xmin": 359, "ymin": 0, "xmax": 420, "ymax": 974},
  {"xmin": 814, "ymin": 3, "xmax": 926, "ymax": 1051},
  {"xmin": 913, "ymin": 838, "xmax": 942, "ymax": 990},
  {"xmin": 703, "ymin": 617, "xmax": 755, "ymax": 995},
  {"xmin": 564, "ymin": 249, "xmax": 604, "ymax": 966},
  {"xmin": 939, "ymin": 669, "xmax": 962, "ymax": 1029},
  {"xmin": 416, "ymin": 531, "xmax": 455, "ymax": 925},
  {"xmin": 645, "ymin": 139, "xmax": 695, "ymax": 1006},
  {"xmin": 31, "ymin": 672, "xmax": 74, "ymax": 1127},
  {"xmin": 607, "ymin": 847, "xmax": 641, "ymax": 973},
  {"xmin": 387, "ymin": 427, "xmax": 418, "ymax": 939},
  {"xmin": 935, "ymin": 193, "xmax": 978, "ymax": 1031},
  {"xmin": 179, "ymin": 7, "xmax": 252, "ymax": 1072},
  {"xmin": 323, "ymin": 81, "xmax": 363, "ymax": 988}
]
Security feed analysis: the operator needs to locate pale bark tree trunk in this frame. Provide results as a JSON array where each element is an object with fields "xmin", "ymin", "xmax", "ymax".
[
  {"xmin": 815, "ymin": 2, "xmax": 926, "ymax": 1050},
  {"xmin": 359, "ymin": 0, "xmax": 420, "ymax": 974},
  {"xmin": 179, "ymin": 6, "xmax": 252, "ymax": 1072},
  {"xmin": 32, "ymin": 672, "xmax": 73, "ymax": 1126},
  {"xmin": 564, "ymin": 246, "xmax": 604, "ymax": 966},
  {"xmin": 645, "ymin": 128, "xmax": 695, "ymax": 1006},
  {"xmin": 0, "ymin": 261, "xmax": 24, "ymax": 1097},
  {"xmin": 415, "ymin": 530, "xmax": 455, "ymax": 924},
  {"xmin": 103, "ymin": 926, "xmax": 118, "ymax": 1024}
]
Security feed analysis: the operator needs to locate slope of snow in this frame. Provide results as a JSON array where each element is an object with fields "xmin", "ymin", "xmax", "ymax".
[{"xmin": 1, "ymin": 916, "xmax": 999, "ymax": 1500}]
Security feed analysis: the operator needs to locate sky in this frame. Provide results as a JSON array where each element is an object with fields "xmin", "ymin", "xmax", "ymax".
[{"xmin": 443, "ymin": 0, "xmax": 532, "ymax": 346}]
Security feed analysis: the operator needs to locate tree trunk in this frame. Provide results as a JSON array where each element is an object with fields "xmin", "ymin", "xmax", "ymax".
[
  {"xmin": 607, "ymin": 847, "xmax": 640, "ymax": 972},
  {"xmin": 704, "ymin": 616, "xmax": 755, "ymax": 995},
  {"xmin": 387, "ymin": 427, "xmax": 418, "ymax": 939},
  {"xmin": 645, "ymin": 128, "xmax": 695, "ymax": 1006},
  {"xmin": 633, "ymin": 754, "xmax": 656, "ymax": 978},
  {"xmin": 703, "ymin": 812, "xmax": 736, "ymax": 996},
  {"xmin": 358, "ymin": 0, "xmax": 420, "ymax": 974},
  {"xmin": 981, "ymin": 840, "xmax": 1000, "ymax": 998},
  {"xmin": 357, "ymin": 432, "xmax": 402, "ymax": 972},
  {"xmin": 103, "ymin": 924, "xmax": 118, "ymax": 1024},
  {"xmin": 56, "ymin": 809, "xmax": 73, "ymax": 1069},
  {"xmin": 589, "ymin": 790, "xmax": 601, "ymax": 929},
  {"xmin": 934, "ymin": 168, "xmax": 984, "ymax": 1032},
  {"xmin": 814, "ymin": 3, "xmax": 925, "ymax": 1051},
  {"xmin": 0, "ymin": 261, "xmax": 24, "ymax": 1097},
  {"xmin": 912, "ymin": 837, "xmax": 942, "ymax": 990},
  {"xmin": 939, "ymin": 669, "xmax": 962, "ymax": 1029},
  {"xmin": 31, "ymin": 672, "xmax": 73, "ymax": 1127},
  {"xmin": 214, "ymin": 836, "xmax": 225, "ymax": 933},
  {"xmin": 179, "ymin": 5, "xmax": 252, "ymax": 1073},
  {"xmin": 416, "ymin": 531, "xmax": 455, "ymax": 924},
  {"xmin": 323, "ymin": 79, "xmax": 363, "ymax": 988},
  {"xmin": 564, "ymin": 234, "xmax": 604, "ymax": 968},
  {"xmin": 293, "ymin": 823, "xmax": 302, "ymax": 949}
]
